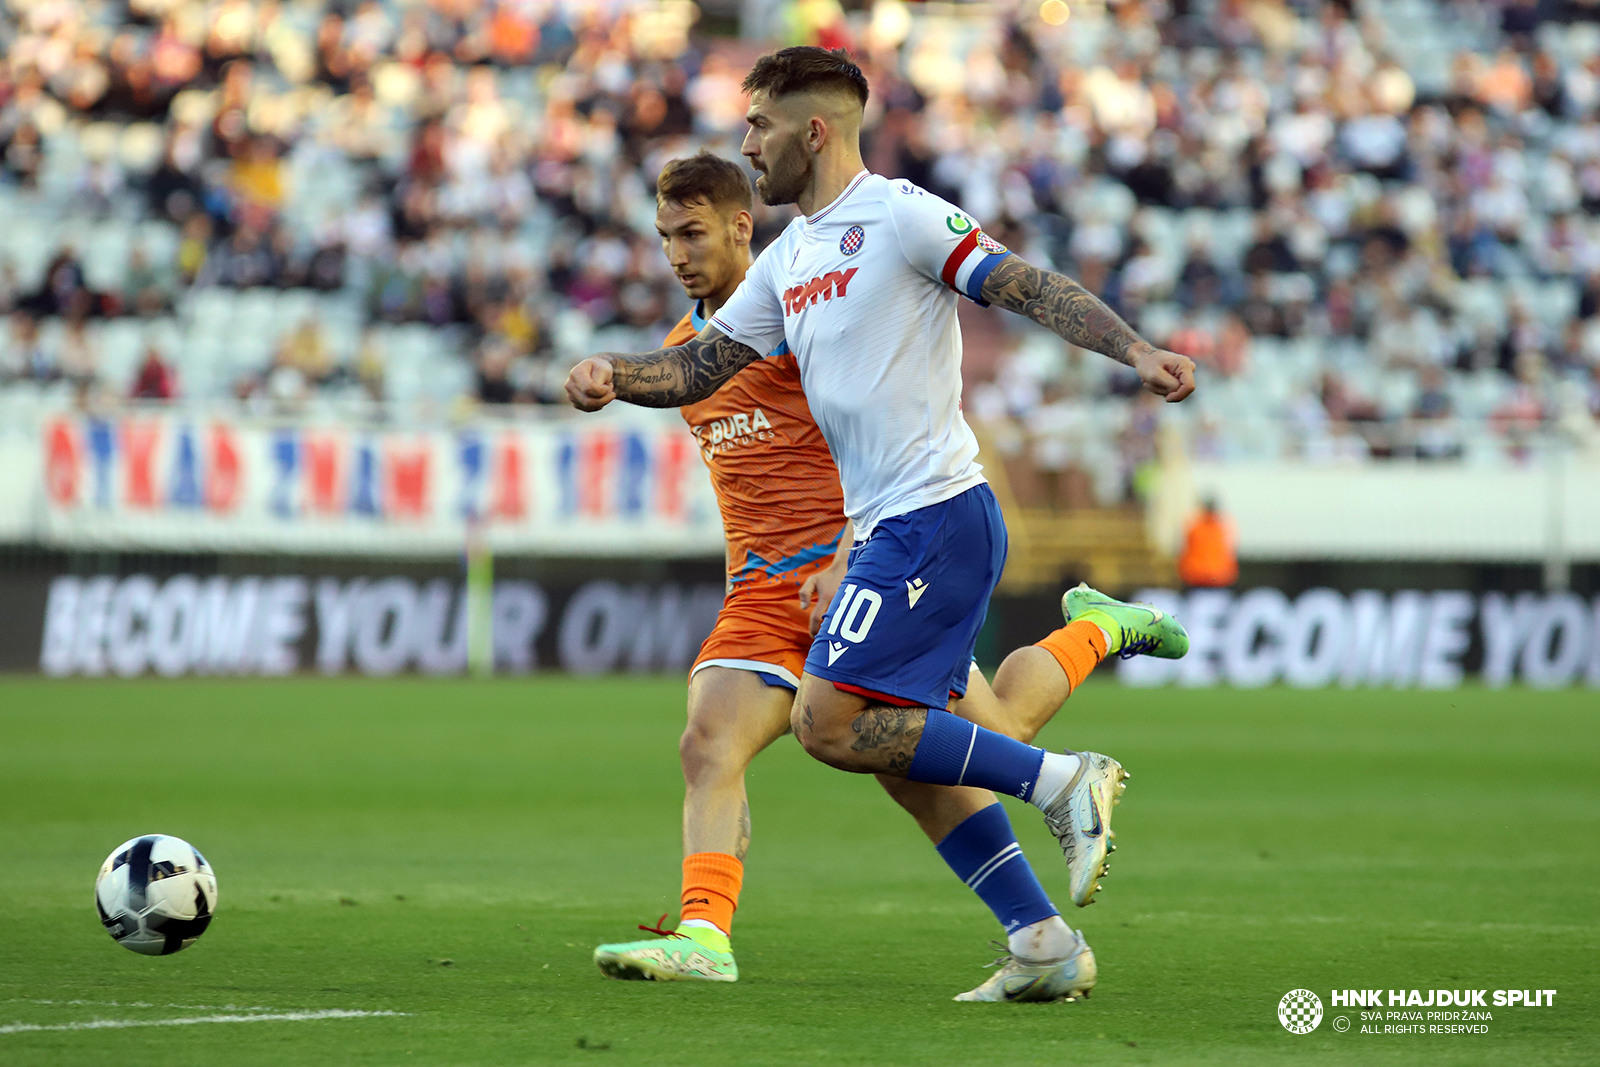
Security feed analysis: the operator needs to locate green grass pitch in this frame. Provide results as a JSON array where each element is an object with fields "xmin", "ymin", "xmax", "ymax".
[{"xmin": 0, "ymin": 675, "xmax": 1596, "ymax": 1066}]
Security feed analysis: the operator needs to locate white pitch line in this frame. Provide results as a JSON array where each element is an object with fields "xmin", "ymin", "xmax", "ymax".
[
  {"xmin": 7, "ymin": 999, "xmax": 278, "ymax": 1012},
  {"xmin": 0, "ymin": 1009, "xmax": 409, "ymax": 1035}
]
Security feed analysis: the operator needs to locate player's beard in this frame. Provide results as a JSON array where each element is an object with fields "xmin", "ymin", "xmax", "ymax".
[{"xmin": 754, "ymin": 133, "xmax": 812, "ymax": 207}]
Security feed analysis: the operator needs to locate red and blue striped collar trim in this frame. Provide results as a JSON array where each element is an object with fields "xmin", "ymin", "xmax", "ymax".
[{"xmin": 806, "ymin": 170, "xmax": 870, "ymax": 225}]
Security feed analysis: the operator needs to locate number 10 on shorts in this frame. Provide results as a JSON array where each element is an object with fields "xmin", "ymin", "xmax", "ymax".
[{"xmin": 828, "ymin": 584, "xmax": 883, "ymax": 643}]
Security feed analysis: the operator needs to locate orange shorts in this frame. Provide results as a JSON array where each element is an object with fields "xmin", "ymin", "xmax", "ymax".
[{"xmin": 690, "ymin": 580, "xmax": 814, "ymax": 691}]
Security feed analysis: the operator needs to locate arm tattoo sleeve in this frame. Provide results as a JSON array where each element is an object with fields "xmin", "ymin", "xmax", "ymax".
[
  {"xmin": 606, "ymin": 328, "xmax": 763, "ymax": 407},
  {"xmin": 979, "ymin": 254, "xmax": 1150, "ymax": 367}
]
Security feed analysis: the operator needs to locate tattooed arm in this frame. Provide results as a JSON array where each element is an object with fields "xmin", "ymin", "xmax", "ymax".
[
  {"xmin": 980, "ymin": 254, "xmax": 1197, "ymax": 402},
  {"xmin": 565, "ymin": 324, "xmax": 763, "ymax": 410}
]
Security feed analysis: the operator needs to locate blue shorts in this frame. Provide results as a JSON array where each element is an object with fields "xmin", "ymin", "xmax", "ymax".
[{"xmin": 804, "ymin": 484, "xmax": 1007, "ymax": 709}]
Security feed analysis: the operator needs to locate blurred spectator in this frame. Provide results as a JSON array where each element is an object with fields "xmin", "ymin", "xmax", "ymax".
[
  {"xmin": 1178, "ymin": 499, "xmax": 1239, "ymax": 588},
  {"xmin": 57, "ymin": 315, "xmax": 99, "ymax": 387},
  {"xmin": 276, "ymin": 321, "xmax": 334, "ymax": 385},
  {"xmin": 1493, "ymin": 350, "xmax": 1550, "ymax": 442},
  {"xmin": 3, "ymin": 121, "xmax": 44, "ymax": 187},
  {"xmin": 203, "ymin": 224, "xmax": 280, "ymax": 288},
  {"xmin": 263, "ymin": 356, "xmax": 309, "ymax": 409},
  {"xmin": 475, "ymin": 342, "xmax": 517, "ymax": 405},
  {"xmin": 230, "ymin": 136, "xmax": 287, "ymax": 215},
  {"xmin": 1320, "ymin": 370, "xmax": 1381, "ymax": 423},
  {"xmin": 1243, "ymin": 216, "xmax": 1300, "ymax": 275},
  {"xmin": 1372, "ymin": 292, "xmax": 1448, "ymax": 369},
  {"xmin": 1412, "ymin": 365, "xmax": 1462, "ymax": 460},
  {"xmin": 1340, "ymin": 109, "xmax": 1408, "ymax": 179},
  {"xmin": 148, "ymin": 137, "xmax": 205, "ymax": 222},
  {"xmin": 125, "ymin": 248, "xmax": 172, "ymax": 317},
  {"xmin": 177, "ymin": 216, "xmax": 213, "ymax": 285},
  {"xmin": 1479, "ymin": 49, "xmax": 1533, "ymax": 115},
  {"xmin": 354, "ymin": 329, "xmax": 386, "ymax": 404},
  {"xmin": 1238, "ymin": 275, "xmax": 1288, "ymax": 337},
  {"xmin": 1025, "ymin": 382, "xmax": 1088, "ymax": 511},
  {"xmin": 0, "ymin": 0, "xmax": 1591, "ymax": 465},
  {"xmin": 0, "ymin": 261, "xmax": 19, "ymax": 315},
  {"xmin": 1414, "ymin": 365, "xmax": 1454, "ymax": 421},
  {"xmin": 26, "ymin": 250, "xmax": 92, "ymax": 318},
  {"xmin": 2, "ymin": 312, "xmax": 51, "ymax": 382},
  {"xmin": 130, "ymin": 344, "xmax": 178, "ymax": 400}
]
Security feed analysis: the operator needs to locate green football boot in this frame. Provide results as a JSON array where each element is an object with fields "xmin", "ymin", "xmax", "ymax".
[
  {"xmin": 1063, "ymin": 583, "xmax": 1189, "ymax": 660},
  {"xmin": 593, "ymin": 921, "xmax": 738, "ymax": 983}
]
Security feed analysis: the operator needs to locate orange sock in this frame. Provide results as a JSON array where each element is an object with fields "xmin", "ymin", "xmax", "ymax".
[
  {"xmin": 1035, "ymin": 619, "xmax": 1109, "ymax": 693},
  {"xmin": 680, "ymin": 852, "xmax": 743, "ymax": 936}
]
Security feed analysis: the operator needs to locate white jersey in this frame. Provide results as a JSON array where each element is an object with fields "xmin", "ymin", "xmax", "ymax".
[{"xmin": 710, "ymin": 171, "xmax": 1010, "ymax": 537}]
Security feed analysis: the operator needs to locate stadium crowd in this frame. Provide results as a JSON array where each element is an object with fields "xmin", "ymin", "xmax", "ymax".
[{"xmin": 2, "ymin": 0, "xmax": 1599, "ymax": 501}]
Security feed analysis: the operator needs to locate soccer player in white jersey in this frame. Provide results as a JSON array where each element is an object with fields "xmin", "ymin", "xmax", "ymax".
[{"xmin": 568, "ymin": 47, "xmax": 1194, "ymax": 1002}]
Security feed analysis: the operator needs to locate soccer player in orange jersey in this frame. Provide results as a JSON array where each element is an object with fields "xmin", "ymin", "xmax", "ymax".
[{"xmin": 591, "ymin": 152, "xmax": 1117, "ymax": 988}]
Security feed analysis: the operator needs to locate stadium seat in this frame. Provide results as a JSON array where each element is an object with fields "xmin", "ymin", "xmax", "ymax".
[
  {"xmin": 99, "ymin": 320, "xmax": 144, "ymax": 392},
  {"xmin": 1455, "ymin": 278, "xmax": 1509, "ymax": 335},
  {"xmin": 1534, "ymin": 281, "xmax": 1578, "ymax": 328}
]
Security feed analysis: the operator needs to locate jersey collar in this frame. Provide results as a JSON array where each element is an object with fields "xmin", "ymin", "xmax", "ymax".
[
  {"xmin": 805, "ymin": 170, "xmax": 870, "ymax": 225},
  {"xmin": 691, "ymin": 299, "xmax": 707, "ymax": 331}
]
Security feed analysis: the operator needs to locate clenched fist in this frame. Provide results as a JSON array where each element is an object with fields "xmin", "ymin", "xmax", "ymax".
[
  {"xmin": 797, "ymin": 565, "xmax": 845, "ymax": 637},
  {"xmin": 1130, "ymin": 344, "xmax": 1197, "ymax": 403},
  {"xmin": 565, "ymin": 357, "xmax": 616, "ymax": 411}
]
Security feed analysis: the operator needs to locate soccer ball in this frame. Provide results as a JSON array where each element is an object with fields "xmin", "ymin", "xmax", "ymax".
[{"xmin": 94, "ymin": 835, "xmax": 218, "ymax": 956}]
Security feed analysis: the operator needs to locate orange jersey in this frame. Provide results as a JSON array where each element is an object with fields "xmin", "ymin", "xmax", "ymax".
[{"xmin": 664, "ymin": 306, "xmax": 846, "ymax": 590}]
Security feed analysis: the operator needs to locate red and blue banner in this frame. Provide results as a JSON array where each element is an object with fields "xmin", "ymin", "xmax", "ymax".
[{"xmin": 37, "ymin": 411, "xmax": 720, "ymax": 555}]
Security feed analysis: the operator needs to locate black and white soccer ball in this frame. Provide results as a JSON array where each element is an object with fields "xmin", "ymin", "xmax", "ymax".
[{"xmin": 95, "ymin": 835, "xmax": 218, "ymax": 956}]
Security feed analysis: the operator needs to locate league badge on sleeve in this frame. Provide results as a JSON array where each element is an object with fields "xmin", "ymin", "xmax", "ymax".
[{"xmin": 840, "ymin": 226, "xmax": 865, "ymax": 255}]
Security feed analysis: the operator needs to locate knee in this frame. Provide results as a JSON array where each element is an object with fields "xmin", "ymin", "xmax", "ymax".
[
  {"xmin": 797, "ymin": 726, "xmax": 850, "ymax": 768},
  {"xmin": 789, "ymin": 699, "xmax": 842, "ymax": 767},
  {"xmin": 679, "ymin": 712, "xmax": 740, "ymax": 787}
]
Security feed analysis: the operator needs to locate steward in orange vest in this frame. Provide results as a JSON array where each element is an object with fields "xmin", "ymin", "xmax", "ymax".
[{"xmin": 1178, "ymin": 499, "xmax": 1238, "ymax": 587}]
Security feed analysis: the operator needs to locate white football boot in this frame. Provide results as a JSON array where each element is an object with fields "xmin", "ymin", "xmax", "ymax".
[
  {"xmin": 1036, "ymin": 751, "xmax": 1129, "ymax": 906},
  {"xmin": 954, "ymin": 932, "xmax": 1098, "ymax": 1003}
]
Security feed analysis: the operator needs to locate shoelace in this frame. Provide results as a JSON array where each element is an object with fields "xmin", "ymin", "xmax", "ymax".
[
  {"xmin": 981, "ymin": 939, "xmax": 1014, "ymax": 969},
  {"xmin": 1117, "ymin": 628, "xmax": 1161, "ymax": 659},
  {"xmin": 636, "ymin": 914, "xmax": 684, "ymax": 938}
]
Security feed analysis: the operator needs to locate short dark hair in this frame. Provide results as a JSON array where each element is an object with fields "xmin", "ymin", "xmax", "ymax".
[
  {"xmin": 741, "ymin": 46, "xmax": 868, "ymax": 109},
  {"xmin": 655, "ymin": 151, "xmax": 754, "ymax": 213}
]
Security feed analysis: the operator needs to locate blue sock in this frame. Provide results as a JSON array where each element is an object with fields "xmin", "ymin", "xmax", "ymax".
[
  {"xmin": 907, "ymin": 708, "xmax": 1046, "ymax": 800},
  {"xmin": 935, "ymin": 803, "xmax": 1059, "ymax": 933}
]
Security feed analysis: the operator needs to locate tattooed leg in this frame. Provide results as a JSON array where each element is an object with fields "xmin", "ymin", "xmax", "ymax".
[
  {"xmin": 849, "ymin": 706, "xmax": 928, "ymax": 775},
  {"xmin": 733, "ymin": 799, "xmax": 752, "ymax": 862},
  {"xmin": 791, "ymin": 675, "xmax": 932, "ymax": 776},
  {"xmin": 681, "ymin": 667, "xmax": 792, "ymax": 857}
]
